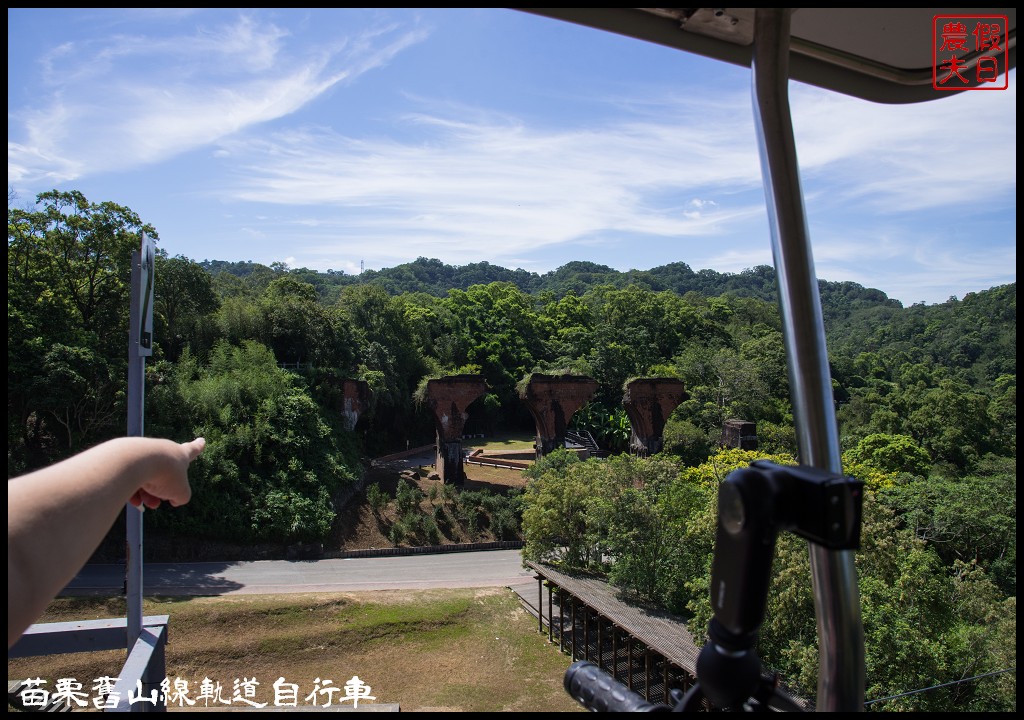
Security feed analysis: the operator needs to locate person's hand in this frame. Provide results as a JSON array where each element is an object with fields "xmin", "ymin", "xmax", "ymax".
[{"xmin": 129, "ymin": 437, "xmax": 205, "ymax": 510}]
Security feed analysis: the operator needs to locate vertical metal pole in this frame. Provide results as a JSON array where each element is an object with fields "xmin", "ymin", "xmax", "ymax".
[
  {"xmin": 126, "ymin": 250, "xmax": 144, "ymax": 648},
  {"xmin": 752, "ymin": 8, "xmax": 865, "ymax": 711}
]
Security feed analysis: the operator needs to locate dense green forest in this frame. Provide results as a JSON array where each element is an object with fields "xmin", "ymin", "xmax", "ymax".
[{"xmin": 8, "ymin": 190, "xmax": 1016, "ymax": 710}]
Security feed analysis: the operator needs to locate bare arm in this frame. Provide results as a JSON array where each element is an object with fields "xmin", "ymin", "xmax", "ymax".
[{"xmin": 7, "ymin": 436, "xmax": 205, "ymax": 648}]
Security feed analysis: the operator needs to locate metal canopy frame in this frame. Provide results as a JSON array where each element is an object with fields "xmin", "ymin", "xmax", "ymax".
[
  {"xmin": 522, "ymin": 8, "xmax": 1016, "ymax": 104},
  {"xmin": 521, "ymin": 6, "xmax": 1016, "ymax": 712},
  {"xmin": 750, "ymin": 9, "xmax": 861, "ymax": 710}
]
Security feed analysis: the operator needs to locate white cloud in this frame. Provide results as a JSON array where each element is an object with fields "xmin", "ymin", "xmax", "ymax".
[
  {"xmin": 8, "ymin": 14, "xmax": 429, "ymax": 184},
  {"xmin": 790, "ymin": 78, "xmax": 1017, "ymax": 211},
  {"xmin": 213, "ymin": 96, "xmax": 767, "ymax": 263},
  {"xmin": 9, "ymin": 9, "xmax": 1013, "ymax": 306},
  {"xmin": 684, "ymin": 197, "xmax": 720, "ymax": 219},
  {"xmin": 206, "ymin": 74, "xmax": 1015, "ymax": 303}
]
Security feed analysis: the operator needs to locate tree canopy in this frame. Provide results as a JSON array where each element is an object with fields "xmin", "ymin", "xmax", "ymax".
[{"xmin": 8, "ymin": 191, "xmax": 1015, "ymax": 710}]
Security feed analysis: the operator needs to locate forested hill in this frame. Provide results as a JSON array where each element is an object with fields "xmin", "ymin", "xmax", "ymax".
[
  {"xmin": 11, "ymin": 193, "xmax": 1015, "ymax": 712},
  {"xmin": 201, "ymin": 258, "xmax": 1014, "ymax": 378},
  {"xmin": 827, "ymin": 282, "xmax": 1016, "ymax": 389},
  {"xmin": 201, "ymin": 256, "xmax": 903, "ymax": 317}
]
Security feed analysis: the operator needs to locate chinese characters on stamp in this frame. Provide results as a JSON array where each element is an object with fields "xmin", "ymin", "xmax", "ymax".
[{"xmin": 933, "ymin": 15, "xmax": 1009, "ymax": 90}]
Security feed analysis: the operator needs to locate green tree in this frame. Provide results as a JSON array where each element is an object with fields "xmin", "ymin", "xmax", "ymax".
[
  {"xmin": 442, "ymin": 282, "xmax": 545, "ymax": 410},
  {"xmin": 881, "ymin": 456, "xmax": 1016, "ymax": 595},
  {"xmin": 579, "ymin": 285, "xmax": 688, "ymax": 404},
  {"xmin": 604, "ymin": 454, "xmax": 713, "ymax": 613},
  {"xmin": 846, "ymin": 433, "xmax": 932, "ymax": 477},
  {"xmin": 261, "ymin": 276, "xmax": 353, "ymax": 369},
  {"xmin": 673, "ymin": 344, "xmax": 776, "ymax": 435},
  {"xmin": 907, "ymin": 380, "xmax": 993, "ymax": 472},
  {"xmin": 521, "ymin": 449, "xmax": 593, "ymax": 566},
  {"xmin": 661, "ymin": 416, "xmax": 714, "ymax": 466},
  {"xmin": 8, "ymin": 190, "xmax": 151, "ymax": 336},
  {"xmin": 338, "ymin": 284, "xmax": 430, "ymax": 451},
  {"xmin": 146, "ymin": 341, "xmax": 360, "ymax": 544},
  {"xmin": 8, "ymin": 190, "xmax": 154, "ymax": 469},
  {"xmin": 154, "ymin": 254, "xmax": 219, "ymax": 361},
  {"xmin": 987, "ymin": 374, "xmax": 1016, "ymax": 455},
  {"xmin": 540, "ymin": 291, "xmax": 594, "ymax": 364}
]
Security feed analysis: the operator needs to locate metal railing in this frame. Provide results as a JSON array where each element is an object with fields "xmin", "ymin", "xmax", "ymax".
[{"xmin": 9, "ymin": 615, "xmax": 169, "ymax": 712}]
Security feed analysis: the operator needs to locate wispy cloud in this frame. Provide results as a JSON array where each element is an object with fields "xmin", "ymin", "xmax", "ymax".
[
  {"xmin": 790, "ymin": 80, "xmax": 1017, "ymax": 211},
  {"xmin": 8, "ymin": 14, "xmax": 428, "ymax": 183},
  {"xmin": 211, "ymin": 93, "xmax": 767, "ymax": 267},
  {"xmin": 199, "ymin": 68, "xmax": 1016, "ymax": 289},
  {"xmin": 7, "ymin": 9, "xmax": 1013, "ymax": 305}
]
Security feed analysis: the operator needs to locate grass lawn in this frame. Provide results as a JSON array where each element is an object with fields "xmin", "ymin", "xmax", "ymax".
[
  {"xmin": 463, "ymin": 432, "xmax": 537, "ymax": 453},
  {"xmin": 8, "ymin": 589, "xmax": 585, "ymax": 713}
]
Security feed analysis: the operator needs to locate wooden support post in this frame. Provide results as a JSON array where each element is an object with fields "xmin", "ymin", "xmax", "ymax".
[
  {"xmin": 627, "ymin": 637, "xmax": 633, "ymax": 691},
  {"xmin": 583, "ymin": 607, "xmax": 590, "ymax": 662},
  {"xmin": 644, "ymin": 647, "xmax": 651, "ymax": 701},
  {"xmin": 663, "ymin": 655, "xmax": 669, "ymax": 705},
  {"xmin": 547, "ymin": 583, "xmax": 554, "ymax": 644},
  {"xmin": 611, "ymin": 627, "xmax": 618, "ymax": 681},
  {"xmin": 536, "ymin": 576, "xmax": 543, "ymax": 634},
  {"xmin": 558, "ymin": 589, "xmax": 565, "ymax": 653},
  {"xmin": 570, "ymin": 598, "xmax": 576, "ymax": 660}
]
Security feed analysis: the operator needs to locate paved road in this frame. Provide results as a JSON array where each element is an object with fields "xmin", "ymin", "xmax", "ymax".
[{"xmin": 63, "ymin": 549, "xmax": 536, "ymax": 596}]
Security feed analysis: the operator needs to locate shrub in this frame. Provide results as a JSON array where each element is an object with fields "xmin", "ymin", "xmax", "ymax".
[
  {"xmin": 395, "ymin": 479, "xmax": 423, "ymax": 515},
  {"xmin": 492, "ymin": 507, "xmax": 520, "ymax": 540},
  {"xmin": 366, "ymin": 483, "xmax": 389, "ymax": 514},
  {"xmin": 387, "ymin": 524, "xmax": 404, "ymax": 546},
  {"xmin": 421, "ymin": 516, "xmax": 441, "ymax": 545}
]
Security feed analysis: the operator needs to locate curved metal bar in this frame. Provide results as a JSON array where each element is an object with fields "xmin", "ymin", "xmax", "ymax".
[{"xmin": 751, "ymin": 8, "xmax": 865, "ymax": 711}]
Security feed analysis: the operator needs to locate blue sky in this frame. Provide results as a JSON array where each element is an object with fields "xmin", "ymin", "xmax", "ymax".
[{"xmin": 8, "ymin": 8, "xmax": 1016, "ymax": 306}]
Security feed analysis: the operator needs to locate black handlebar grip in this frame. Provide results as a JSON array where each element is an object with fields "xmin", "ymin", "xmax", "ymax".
[
  {"xmin": 711, "ymin": 468, "xmax": 779, "ymax": 638},
  {"xmin": 563, "ymin": 661, "xmax": 669, "ymax": 712}
]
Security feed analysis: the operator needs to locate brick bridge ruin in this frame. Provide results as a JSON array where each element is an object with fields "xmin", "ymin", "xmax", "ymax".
[
  {"xmin": 520, "ymin": 373, "xmax": 599, "ymax": 459},
  {"xmin": 340, "ymin": 378, "xmax": 371, "ymax": 432},
  {"xmin": 424, "ymin": 375, "xmax": 488, "ymax": 484},
  {"xmin": 622, "ymin": 378, "xmax": 688, "ymax": 456}
]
